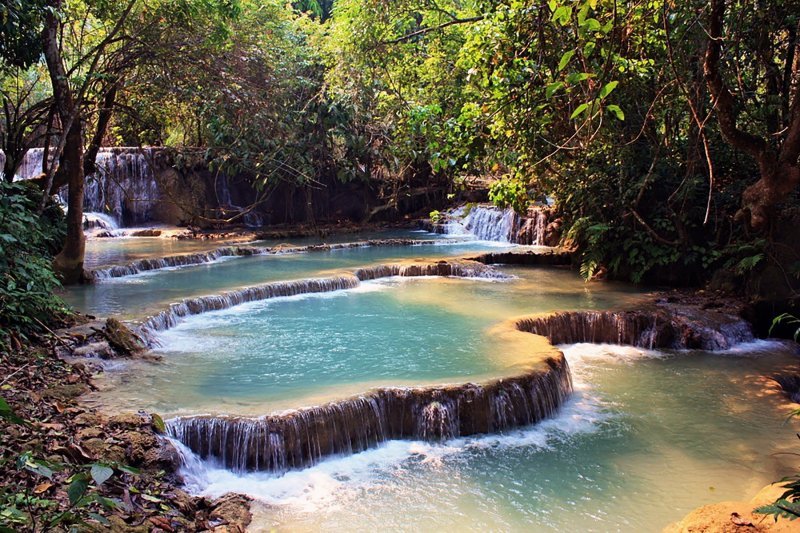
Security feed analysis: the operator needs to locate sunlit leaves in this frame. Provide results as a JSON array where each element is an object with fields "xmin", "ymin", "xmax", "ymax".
[
  {"xmin": 558, "ymin": 49, "xmax": 575, "ymax": 71},
  {"xmin": 606, "ymin": 104, "xmax": 624, "ymax": 121}
]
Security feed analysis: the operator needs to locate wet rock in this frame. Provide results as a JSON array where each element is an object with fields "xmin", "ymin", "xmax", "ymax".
[
  {"xmin": 108, "ymin": 412, "xmax": 149, "ymax": 428},
  {"xmin": 209, "ymin": 494, "xmax": 252, "ymax": 533},
  {"xmin": 470, "ymin": 250, "xmax": 572, "ymax": 267},
  {"xmin": 42, "ymin": 383, "xmax": 88, "ymax": 401},
  {"xmin": 77, "ymin": 427, "xmax": 104, "ymax": 440},
  {"xmin": 81, "ymin": 438, "xmax": 126, "ymax": 463},
  {"xmin": 74, "ymin": 412, "xmax": 105, "ymax": 426},
  {"xmin": 130, "ymin": 229, "xmax": 162, "ymax": 237},
  {"xmin": 773, "ymin": 374, "xmax": 800, "ymax": 403},
  {"xmin": 103, "ymin": 318, "xmax": 145, "ymax": 355},
  {"xmin": 121, "ymin": 430, "xmax": 158, "ymax": 464},
  {"xmin": 72, "ymin": 341, "xmax": 112, "ymax": 358},
  {"xmin": 169, "ymin": 488, "xmax": 198, "ymax": 514}
]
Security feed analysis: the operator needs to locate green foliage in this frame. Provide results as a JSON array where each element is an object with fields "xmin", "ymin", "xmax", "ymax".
[
  {"xmin": 0, "ymin": 0, "xmax": 47, "ymax": 69},
  {"xmin": 0, "ymin": 397, "xmax": 25, "ymax": 425},
  {"xmin": 1, "ymin": 451, "xmax": 131, "ymax": 530},
  {"xmin": 429, "ymin": 210, "xmax": 443, "ymax": 224},
  {"xmin": 770, "ymin": 314, "xmax": 800, "ymax": 342},
  {"xmin": 0, "ymin": 181, "xmax": 68, "ymax": 350},
  {"xmin": 755, "ymin": 407, "xmax": 800, "ymax": 521},
  {"xmin": 489, "ymin": 177, "xmax": 529, "ymax": 215}
]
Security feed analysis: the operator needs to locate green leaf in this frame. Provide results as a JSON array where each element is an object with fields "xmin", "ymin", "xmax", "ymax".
[
  {"xmin": 117, "ymin": 464, "xmax": 141, "ymax": 475},
  {"xmin": 546, "ymin": 82, "xmax": 564, "ymax": 98},
  {"xmin": 607, "ymin": 104, "xmax": 625, "ymax": 121},
  {"xmin": 0, "ymin": 397, "xmax": 25, "ymax": 425},
  {"xmin": 88, "ymin": 513, "xmax": 111, "ymax": 526},
  {"xmin": 558, "ymin": 49, "xmax": 575, "ymax": 72},
  {"xmin": 151, "ymin": 413, "xmax": 166, "ymax": 434},
  {"xmin": 552, "ymin": 6, "xmax": 572, "ymax": 26},
  {"xmin": 90, "ymin": 464, "xmax": 114, "ymax": 486},
  {"xmin": 67, "ymin": 476, "xmax": 89, "ymax": 505},
  {"xmin": 599, "ymin": 81, "xmax": 619, "ymax": 99},
  {"xmin": 570, "ymin": 103, "xmax": 589, "ymax": 119},
  {"xmin": 582, "ymin": 18, "xmax": 601, "ymax": 31}
]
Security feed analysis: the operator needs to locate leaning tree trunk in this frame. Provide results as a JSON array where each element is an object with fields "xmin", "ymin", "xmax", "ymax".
[{"xmin": 52, "ymin": 120, "xmax": 86, "ymax": 284}]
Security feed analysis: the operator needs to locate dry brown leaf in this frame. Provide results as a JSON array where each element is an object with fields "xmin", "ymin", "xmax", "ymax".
[{"xmin": 33, "ymin": 482, "xmax": 53, "ymax": 494}]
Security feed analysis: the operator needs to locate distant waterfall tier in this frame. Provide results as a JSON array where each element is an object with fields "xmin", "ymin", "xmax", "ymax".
[
  {"xmin": 16, "ymin": 147, "xmax": 163, "ymax": 227},
  {"xmin": 137, "ymin": 259, "xmax": 507, "ymax": 341},
  {"xmin": 90, "ymin": 238, "xmax": 466, "ymax": 280},
  {"xmin": 167, "ymin": 355, "xmax": 572, "ymax": 473},
  {"xmin": 516, "ymin": 309, "xmax": 754, "ymax": 351},
  {"xmin": 424, "ymin": 205, "xmax": 553, "ymax": 245}
]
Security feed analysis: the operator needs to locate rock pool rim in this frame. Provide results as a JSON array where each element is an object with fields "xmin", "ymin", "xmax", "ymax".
[
  {"xmin": 162, "ymin": 298, "xmax": 755, "ymax": 475},
  {"xmin": 88, "ymin": 237, "xmax": 480, "ymax": 280},
  {"xmin": 134, "ymin": 258, "xmax": 510, "ymax": 342}
]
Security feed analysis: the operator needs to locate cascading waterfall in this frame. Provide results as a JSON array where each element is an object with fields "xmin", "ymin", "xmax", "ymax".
[
  {"xmin": 166, "ymin": 356, "xmax": 572, "ymax": 473},
  {"xmin": 434, "ymin": 205, "xmax": 549, "ymax": 245},
  {"xmin": 516, "ymin": 310, "xmax": 755, "ymax": 351},
  {"xmin": 214, "ymin": 175, "xmax": 264, "ymax": 228},
  {"xmin": 16, "ymin": 147, "xmax": 161, "ymax": 227},
  {"xmin": 136, "ymin": 259, "xmax": 507, "ymax": 341},
  {"xmin": 74, "ymin": 148, "xmax": 160, "ymax": 227},
  {"xmin": 83, "ymin": 212, "xmax": 120, "ymax": 232},
  {"xmin": 463, "ymin": 206, "xmax": 517, "ymax": 242},
  {"xmin": 93, "ymin": 246, "xmax": 264, "ymax": 280},
  {"xmin": 14, "ymin": 148, "xmax": 51, "ymax": 179},
  {"xmin": 139, "ymin": 275, "xmax": 362, "ymax": 339}
]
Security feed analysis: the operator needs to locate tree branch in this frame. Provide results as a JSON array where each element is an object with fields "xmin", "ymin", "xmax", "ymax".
[{"xmin": 380, "ymin": 16, "xmax": 484, "ymax": 45}]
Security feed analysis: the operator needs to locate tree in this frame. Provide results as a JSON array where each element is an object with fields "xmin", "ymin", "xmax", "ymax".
[{"xmin": 703, "ymin": 0, "xmax": 800, "ymax": 231}]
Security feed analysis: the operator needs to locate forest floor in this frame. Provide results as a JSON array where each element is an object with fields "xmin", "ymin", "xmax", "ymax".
[{"xmin": 0, "ymin": 318, "xmax": 251, "ymax": 532}]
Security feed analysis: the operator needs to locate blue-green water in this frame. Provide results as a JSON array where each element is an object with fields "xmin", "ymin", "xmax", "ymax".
[
  {"xmin": 82, "ymin": 228, "xmax": 439, "ymax": 269},
  {"xmin": 66, "ymin": 238, "xmax": 513, "ymax": 318},
  {"xmin": 73, "ymin": 235, "xmax": 800, "ymax": 532},
  {"xmin": 182, "ymin": 342, "xmax": 800, "ymax": 532}
]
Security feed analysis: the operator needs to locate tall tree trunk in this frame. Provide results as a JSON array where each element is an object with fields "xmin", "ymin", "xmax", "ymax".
[
  {"xmin": 52, "ymin": 120, "xmax": 86, "ymax": 284},
  {"xmin": 42, "ymin": 1, "xmax": 86, "ymax": 283}
]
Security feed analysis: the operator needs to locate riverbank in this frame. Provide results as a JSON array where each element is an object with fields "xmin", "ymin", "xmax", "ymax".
[
  {"xmin": 664, "ymin": 483, "xmax": 796, "ymax": 532},
  {"xmin": 0, "ymin": 319, "xmax": 252, "ymax": 531}
]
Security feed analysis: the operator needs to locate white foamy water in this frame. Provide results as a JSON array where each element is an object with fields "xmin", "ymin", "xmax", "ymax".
[{"xmin": 171, "ymin": 388, "xmax": 608, "ymax": 508}]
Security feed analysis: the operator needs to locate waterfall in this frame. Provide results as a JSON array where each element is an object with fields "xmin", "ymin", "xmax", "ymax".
[
  {"xmin": 137, "ymin": 259, "xmax": 507, "ymax": 341},
  {"xmin": 166, "ymin": 356, "xmax": 572, "ymax": 473},
  {"xmin": 83, "ymin": 212, "xmax": 120, "ymax": 233},
  {"xmin": 463, "ymin": 206, "xmax": 517, "ymax": 242},
  {"xmin": 92, "ymin": 246, "xmax": 264, "ymax": 280},
  {"xmin": 434, "ymin": 205, "xmax": 550, "ymax": 245},
  {"xmin": 138, "ymin": 275, "xmax": 362, "ymax": 339},
  {"xmin": 15, "ymin": 147, "xmax": 161, "ymax": 227},
  {"xmin": 74, "ymin": 148, "xmax": 160, "ymax": 227},
  {"xmin": 353, "ymin": 260, "xmax": 507, "ymax": 281},
  {"xmin": 16, "ymin": 148, "xmax": 48, "ymax": 179},
  {"xmin": 516, "ymin": 310, "xmax": 755, "ymax": 351}
]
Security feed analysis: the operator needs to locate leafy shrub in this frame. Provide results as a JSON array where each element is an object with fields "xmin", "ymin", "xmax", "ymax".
[
  {"xmin": 0, "ymin": 181, "xmax": 68, "ymax": 350},
  {"xmin": 489, "ymin": 176, "xmax": 529, "ymax": 215}
]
